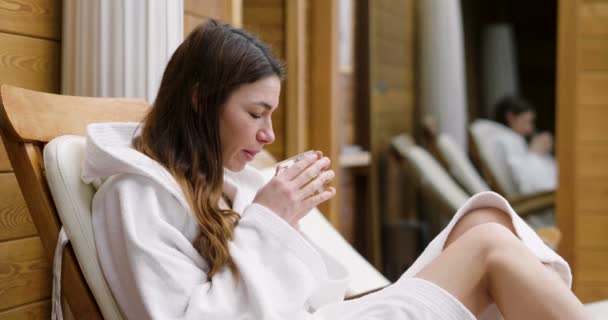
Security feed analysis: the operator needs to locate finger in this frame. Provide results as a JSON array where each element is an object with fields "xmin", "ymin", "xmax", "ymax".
[
  {"xmin": 277, "ymin": 151, "xmax": 319, "ymax": 180},
  {"xmin": 292, "ymin": 187, "xmax": 336, "ymax": 222},
  {"xmin": 302, "ymin": 187, "xmax": 336, "ymax": 211},
  {"xmin": 292, "ymin": 157, "xmax": 331, "ymax": 187},
  {"xmin": 297, "ymin": 169, "xmax": 334, "ymax": 199}
]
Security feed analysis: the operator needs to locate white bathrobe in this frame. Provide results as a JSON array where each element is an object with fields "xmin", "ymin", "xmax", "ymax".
[
  {"xmin": 495, "ymin": 129, "xmax": 557, "ymax": 195},
  {"xmin": 82, "ymin": 123, "xmax": 571, "ymax": 320}
]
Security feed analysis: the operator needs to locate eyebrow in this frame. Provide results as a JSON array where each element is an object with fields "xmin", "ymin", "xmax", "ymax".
[{"xmin": 251, "ymin": 102, "xmax": 273, "ymax": 110}]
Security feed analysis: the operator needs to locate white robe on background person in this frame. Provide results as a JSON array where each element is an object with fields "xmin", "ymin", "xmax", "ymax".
[
  {"xmin": 495, "ymin": 128, "xmax": 557, "ymax": 195},
  {"xmin": 495, "ymin": 128, "xmax": 557, "ymax": 229},
  {"xmin": 82, "ymin": 122, "xmax": 571, "ymax": 320}
]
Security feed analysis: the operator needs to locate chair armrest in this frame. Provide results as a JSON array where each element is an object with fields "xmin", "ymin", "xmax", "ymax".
[{"xmin": 508, "ymin": 190, "xmax": 555, "ymax": 217}]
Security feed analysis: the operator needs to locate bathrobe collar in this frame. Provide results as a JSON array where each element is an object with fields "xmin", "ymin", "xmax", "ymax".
[{"xmin": 81, "ymin": 122, "xmax": 263, "ymax": 215}]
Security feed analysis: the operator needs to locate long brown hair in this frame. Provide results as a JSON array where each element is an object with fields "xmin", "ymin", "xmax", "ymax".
[{"xmin": 134, "ymin": 20, "xmax": 284, "ymax": 278}]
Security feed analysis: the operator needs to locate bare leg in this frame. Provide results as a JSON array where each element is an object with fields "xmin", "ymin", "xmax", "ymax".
[
  {"xmin": 415, "ymin": 208, "xmax": 586, "ymax": 319},
  {"xmin": 444, "ymin": 207, "xmax": 515, "ymax": 248},
  {"xmin": 445, "ymin": 207, "xmax": 564, "ymax": 286}
]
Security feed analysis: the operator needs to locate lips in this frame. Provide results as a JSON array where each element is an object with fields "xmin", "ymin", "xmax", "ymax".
[{"xmin": 243, "ymin": 150, "xmax": 259, "ymax": 161}]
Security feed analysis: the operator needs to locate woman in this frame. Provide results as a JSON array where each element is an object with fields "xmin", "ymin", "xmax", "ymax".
[
  {"xmin": 493, "ymin": 95, "xmax": 557, "ymax": 195},
  {"xmin": 82, "ymin": 21, "xmax": 585, "ymax": 319}
]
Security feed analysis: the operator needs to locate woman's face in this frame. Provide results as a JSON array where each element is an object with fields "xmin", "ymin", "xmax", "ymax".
[
  {"xmin": 220, "ymin": 76, "xmax": 281, "ymax": 171},
  {"xmin": 507, "ymin": 110, "xmax": 536, "ymax": 137}
]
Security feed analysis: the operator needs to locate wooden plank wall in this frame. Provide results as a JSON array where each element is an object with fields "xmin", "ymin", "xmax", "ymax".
[
  {"xmin": 285, "ymin": 0, "xmax": 308, "ymax": 157},
  {"xmin": 307, "ymin": 0, "xmax": 341, "ymax": 225},
  {"xmin": 184, "ymin": 0, "xmax": 241, "ymax": 37},
  {"xmin": 364, "ymin": 0, "xmax": 416, "ymax": 267},
  {"xmin": 557, "ymin": 0, "xmax": 608, "ymax": 303},
  {"xmin": 242, "ymin": 0, "xmax": 287, "ymax": 160},
  {"xmin": 184, "ymin": 0, "xmax": 287, "ymax": 160},
  {"xmin": 0, "ymin": 0, "xmax": 61, "ymax": 318}
]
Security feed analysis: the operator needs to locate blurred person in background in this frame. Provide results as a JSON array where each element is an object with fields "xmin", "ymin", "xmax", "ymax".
[
  {"xmin": 493, "ymin": 95, "xmax": 557, "ymax": 195},
  {"xmin": 493, "ymin": 95, "xmax": 556, "ymax": 229}
]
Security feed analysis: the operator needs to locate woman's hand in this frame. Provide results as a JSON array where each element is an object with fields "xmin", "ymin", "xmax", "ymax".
[
  {"xmin": 529, "ymin": 131, "xmax": 554, "ymax": 155},
  {"xmin": 253, "ymin": 151, "xmax": 336, "ymax": 228}
]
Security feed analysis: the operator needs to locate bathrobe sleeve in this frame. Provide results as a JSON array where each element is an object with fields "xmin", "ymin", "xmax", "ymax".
[{"xmin": 92, "ymin": 174, "xmax": 328, "ymax": 320}]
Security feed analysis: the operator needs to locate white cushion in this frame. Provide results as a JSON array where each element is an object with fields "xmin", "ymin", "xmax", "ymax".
[
  {"xmin": 470, "ymin": 119, "xmax": 518, "ymax": 196},
  {"xmin": 44, "ymin": 136, "xmax": 124, "ymax": 320},
  {"xmin": 437, "ymin": 134, "xmax": 490, "ymax": 194},
  {"xmin": 300, "ymin": 209, "xmax": 390, "ymax": 295},
  {"xmin": 407, "ymin": 146, "xmax": 469, "ymax": 210},
  {"xmin": 257, "ymin": 167, "xmax": 390, "ymax": 296},
  {"xmin": 392, "ymin": 134, "xmax": 469, "ymax": 211}
]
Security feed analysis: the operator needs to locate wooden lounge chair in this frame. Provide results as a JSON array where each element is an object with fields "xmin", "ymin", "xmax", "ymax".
[{"xmin": 0, "ymin": 84, "xmax": 149, "ymax": 318}]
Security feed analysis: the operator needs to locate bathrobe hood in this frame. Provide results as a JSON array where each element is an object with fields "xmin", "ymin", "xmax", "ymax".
[{"xmin": 81, "ymin": 122, "xmax": 266, "ymax": 215}]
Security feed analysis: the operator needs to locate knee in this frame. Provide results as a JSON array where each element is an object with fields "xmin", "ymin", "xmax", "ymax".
[
  {"xmin": 445, "ymin": 208, "xmax": 516, "ymax": 248},
  {"xmin": 466, "ymin": 223, "xmax": 531, "ymax": 276},
  {"xmin": 461, "ymin": 222, "xmax": 523, "ymax": 265},
  {"xmin": 458, "ymin": 207, "xmax": 516, "ymax": 234}
]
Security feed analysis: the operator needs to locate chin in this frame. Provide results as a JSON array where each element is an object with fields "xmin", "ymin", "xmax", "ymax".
[{"xmin": 225, "ymin": 162, "xmax": 247, "ymax": 172}]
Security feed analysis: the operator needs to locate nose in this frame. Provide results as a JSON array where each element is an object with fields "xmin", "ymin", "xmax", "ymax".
[{"xmin": 257, "ymin": 125, "xmax": 275, "ymax": 145}]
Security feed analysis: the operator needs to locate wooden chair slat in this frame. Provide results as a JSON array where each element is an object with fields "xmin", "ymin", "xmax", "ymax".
[
  {"xmin": 0, "ymin": 85, "xmax": 150, "ymax": 143},
  {"xmin": 0, "ymin": 136, "xmax": 12, "ymax": 171},
  {"xmin": 2, "ymin": 139, "xmax": 60, "ymax": 259},
  {"xmin": 62, "ymin": 247, "xmax": 103, "ymax": 319}
]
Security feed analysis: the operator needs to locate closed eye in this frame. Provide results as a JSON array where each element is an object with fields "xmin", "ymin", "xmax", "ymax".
[{"xmin": 249, "ymin": 112, "xmax": 262, "ymax": 119}]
